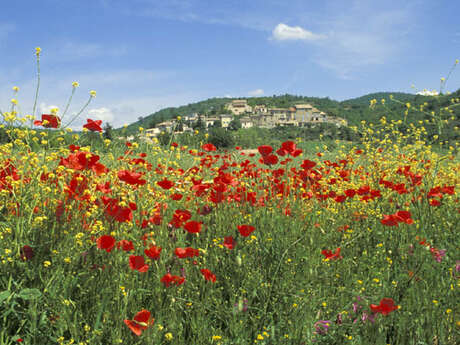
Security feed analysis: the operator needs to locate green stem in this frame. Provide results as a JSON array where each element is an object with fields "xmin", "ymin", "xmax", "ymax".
[
  {"xmin": 60, "ymin": 87, "xmax": 77, "ymax": 123},
  {"xmin": 63, "ymin": 95, "xmax": 94, "ymax": 129},
  {"xmin": 32, "ymin": 55, "xmax": 41, "ymax": 119}
]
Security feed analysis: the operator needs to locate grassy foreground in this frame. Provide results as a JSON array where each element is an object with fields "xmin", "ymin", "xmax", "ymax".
[{"xmin": 0, "ymin": 117, "xmax": 458, "ymax": 345}]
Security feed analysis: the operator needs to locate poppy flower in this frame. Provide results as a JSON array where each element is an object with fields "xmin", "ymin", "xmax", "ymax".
[
  {"xmin": 83, "ymin": 118, "xmax": 103, "ymax": 132},
  {"xmin": 370, "ymin": 298, "xmax": 398, "ymax": 315},
  {"xmin": 237, "ymin": 224, "xmax": 255, "ymax": 237},
  {"xmin": 34, "ymin": 114, "xmax": 60, "ymax": 128},
  {"xmin": 161, "ymin": 273, "xmax": 185, "ymax": 287},
  {"xmin": 276, "ymin": 148, "xmax": 288, "ymax": 156},
  {"xmin": 157, "ymin": 179, "xmax": 174, "ymax": 190},
  {"xmin": 200, "ymin": 268, "xmax": 216, "ymax": 282},
  {"xmin": 117, "ymin": 240, "xmax": 134, "ymax": 252},
  {"xmin": 144, "ymin": 246, "xmax": 162, "ymax": 260},
  {"xmin": 281, "ymin": 140, "xmax": 296, "ymax": 153},
  {"xmin": 20, "ymin": 245, "xmax": 34, "ymax": 261},
  {"xmin": 124, "ymin": 309, "xmax": 154, "ymax": 336},
  {"xmin": 301, "ymin": 159, "xmax": 316, "ymax": 170},
  {"xmin": 175, "ymin": 247, "xmax": 199, "ymax": 258},
  {"xmin": 380, "ymin": 214, "xmax": 399, "ymax": 226},
  {"xmin": 223, "ymin": 236, "xmax": 235, "ymax": 250},
  {"xmin": 170, "ymin": 209, "xmax": 192, "ymax": 228},
  {"xmin": 321, "ymin": 247, "xmax": 342, "ymax": 260},
  {"xmin": 394, "ymin": 210, "xmax": 413, "ymax": 224},
  {"xmin": 118, "ymin": 170, "xmax": 147, "ymax": 186},
  {"xmin": 290, "ymin": 148, "xmax": 303, "ymax": 157},
  {"xmin": 184, "ymin": 220, "xmax": 202, "ymax": 234},
  {"xmin": 202, "ymin": 143, "xmax": 217, "ymax": 152},
  {"xmin": 171, "ymin": 193, "xmax": 183, "ymax": 201},
  {"xmin": 258, "ymin": 145, "xmax": 273, "ymax": 156},
  {"xmin": 128, "ymin": 255, "xmax": 149, "ymax": 272},
  {"xmin": 96, "ymin": 235, "xmax": 116, "ymax": 253},
  {"xmin": 261, "ymin": 154, "xmax": 278, "ymax": 165}
]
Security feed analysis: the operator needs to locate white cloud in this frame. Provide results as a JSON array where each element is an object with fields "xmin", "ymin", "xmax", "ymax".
[
  {"xmin": 39, "ymin": 102, "xmax": 60, "ymax": 115},
  {"xmin": 248, "ymin": 89, "xmax": 264, "ymax": 96},
  {"xmin": 416, "ymin": 89, "xmax": 439, "ymax": 96},
  {"xmin": 88, "ymin": 107, "xmax": 115, "ymax": 123},
  {"xmin": 271, "ymin": 23, "xmax": 326, "ymax": 41}
]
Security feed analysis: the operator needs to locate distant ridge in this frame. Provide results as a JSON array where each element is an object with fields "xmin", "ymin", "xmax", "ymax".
[{"xmin": 117, "ymin": 89, "xmax": 459, "ymax": 135}]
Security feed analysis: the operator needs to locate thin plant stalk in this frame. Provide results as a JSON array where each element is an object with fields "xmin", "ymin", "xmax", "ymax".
[
  {"xmin": 60, "ymin": 86, "xmax": 77, "ymax": 123},
  {"xmin": 31, "ymin": 52, "xmax": 41, "ymax": 122},
  {"xmin": 63, "ymin": 95, "xmax": 94, "ymax": 129}
]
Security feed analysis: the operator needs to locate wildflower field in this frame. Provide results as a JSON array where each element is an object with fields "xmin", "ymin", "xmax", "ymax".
[{"xmin": 0, "ymin": 51, "xmax": 459, "ymax": 345}]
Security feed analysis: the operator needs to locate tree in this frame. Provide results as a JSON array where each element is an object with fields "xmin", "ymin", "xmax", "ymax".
[
  {"xmin": 193, "ymin": 114, "xmax": 206, "ymax": 130},
  {"xmin": 228, "ymin": 118, "xmax": 242, "ymax": 131},
  {"xmin": 208, "ymin": 127, "xmax": 234, "ymax": 149},
  {"xmin": 103, "ymin": 122, "xmax": 113, "ymax": 140},
  {"xmin": 212, "ymin": 120, "xmax": 222, "ymax": 128}
]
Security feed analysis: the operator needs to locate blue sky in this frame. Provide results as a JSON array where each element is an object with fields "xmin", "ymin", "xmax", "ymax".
[{"xmin": 1, "ymin": 0, "xmax": 459, "ymax": 127}]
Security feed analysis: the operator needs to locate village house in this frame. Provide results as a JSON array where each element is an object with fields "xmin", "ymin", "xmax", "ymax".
[
  {"xmin": 219, "ymin": 114, "xmax": 233, "ymax": 128},
  {"xmin": 144, "ymin": 127, "xmax": 160, "ymax": 138},
  {"xmin": 253, "ymin": 105, "xmax": 268, "ymax": 114},
  {"xmin": 226, "ymin": 99, "xmax": 253, "ymax": 115},
  {"xmin": 240, "ymin": 117, "xmax": 253, "ymax": 128},
  {"xmin": 205, "ymin": 117, "xmax": 219, "ymax": 128},
  {"xmin": 147, "ymin": 101, "xmax": 347, "ymax": 134},
  {"xmin": 156, "ymin": 121, "xmax": 174, "ymax": 133}
]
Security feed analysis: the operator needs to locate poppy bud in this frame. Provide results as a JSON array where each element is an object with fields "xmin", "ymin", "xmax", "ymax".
[{"xmin": 236, "ymin": 255, "xmax": 242, "ymax": 266}]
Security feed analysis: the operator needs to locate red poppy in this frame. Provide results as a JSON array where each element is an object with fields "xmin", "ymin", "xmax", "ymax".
[
  {"xmin": 381, "ymin": 214, "xmax": 399, "ymax": 226},
  {"xmin": 281, "ymin": 140, "xmax": 296, "ymax": 153},
  {"xmin": 20, "ymin": 245, "xmax": 34, "ymax": 261},
  {"xmin": 290, "ymin": 148, "xmax": 303, "ymax": 157},
  {"xmin": 223, "ymin": 236, "xmax": 235, "ymax": 250},
  {"xmin": 237, "ymin": 224, "xmax": 255, "ymax": 237},
  {"xmin": 175, "ymin": 247, "xmax": 199, "ymax": 258},
  {"xmin": 124, "ymin": 309, "xmax": 154, "ymax": 336},
  {"xmin": 370, "ymin": 298, "xmax": 398, "ymax": 315},
  {"xmin": 118, "ymin": 170, "xmax": 147, "ymax": 186},
  {"xmin": 202, "ymin": 143, "xmax": 217, "ymax": 152},
  {"xmin": 276, "ymin": 148, "xmax": 288, "ymax": 156},
  {"xmin": 258, "ymin": 145, "xmax": 273, "ymax": 156},
  {"xmin": 301, "ymin": 159, "xmax": 316, "ymax": 170},
  {"xmin": 96, "ymin": 235, "xmax": 116, "ymax": 253},
  {"xmin": 144, "ymin": 246, "xmax": 162, "ymax": 260},
  {"xmin": 83, "ymin": 118, "xmax": 103, "ymax": 132},
  {"xmin": 171, "ymin": 193, "xmax": 183, "ymax": 201},
  {"xmin": 161, "ymin": 273, "xmax": 186, "ymax": 287},
  {"xmin": 184, "ymin": 220, "xmax": 202, "ymax": 234},
  {"xmin": 34, "ymin": 114, "xmax": 60, "ymax": 128},
  {"xmin": 262, "ymin": 154, "xmax": 278, "ymax": 165},
  {"xmin": 394, "ymin": 210, "xmax": 413, "ymax": 224},
  {"xmin": 321, "ymin": 247, "xmax": 342, "ymax": 260},
  {"xmin": 117, "ymin": 240, "xmax": 134, "ymax": 252},
  {"xmin": 200, "ymin": 268, "xmax": 216, "ymax": 282},
  {"xmin": 128, "ymin": 255, "xmax": 149, "ymax": 272},
  {"xmin": 157, "ymin": 179, "xmax": 174, "ymax": 190},
  {"xmin": 170, "ymin": 209, "xmax": 192, "ymax": 228}
]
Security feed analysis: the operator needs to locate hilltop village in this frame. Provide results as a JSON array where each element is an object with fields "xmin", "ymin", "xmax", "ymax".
[{"xmin": 142, "ymin": 99, "xmax": 347, "ymax": 139}]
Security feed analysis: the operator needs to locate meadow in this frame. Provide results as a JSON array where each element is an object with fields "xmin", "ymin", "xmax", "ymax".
[{"xmin": 0, "ymin": 50, "xmax": 459, "ymax": 345}]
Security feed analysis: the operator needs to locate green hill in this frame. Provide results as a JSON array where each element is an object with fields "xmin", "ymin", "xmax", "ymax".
[{"xmin": 117, "ymin": 90, "xmax": 460, "ymax": 142}]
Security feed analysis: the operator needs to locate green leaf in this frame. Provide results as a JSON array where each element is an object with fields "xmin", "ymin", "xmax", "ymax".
[
  {"xmin": 0, "ymin": 290, "xmax": 12, "ymax": 304},
  {"xmin": 17, "ymin": 288, "xmax": 41, "ymax": 300}
]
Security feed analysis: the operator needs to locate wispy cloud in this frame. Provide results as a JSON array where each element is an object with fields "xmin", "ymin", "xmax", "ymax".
[
  {"xmin": 248, "ymin": 88, "xmax": 264, "ymax": 96},
  {"xmin": 310, "ymin": 2, "xmax": 415, "ymax": 78},
  {"xmin": 271, "ymin": 23, "xmax": 326, "ymax": 41}
]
